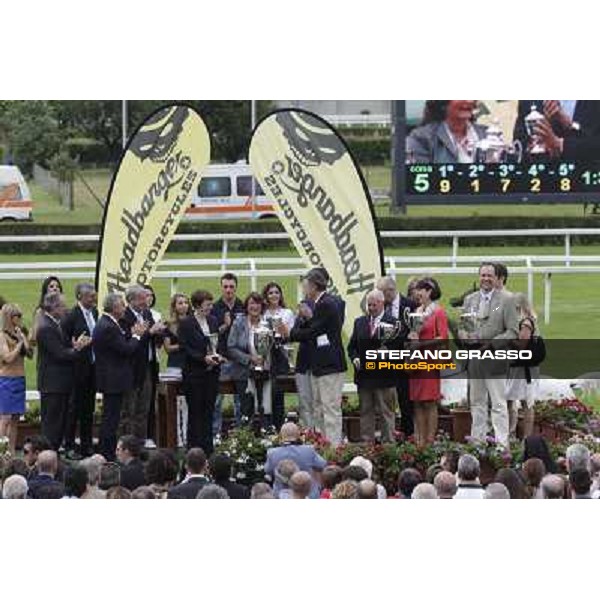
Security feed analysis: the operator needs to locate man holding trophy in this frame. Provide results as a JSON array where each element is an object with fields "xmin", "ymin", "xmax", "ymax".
[
  {"xmin": 459, "ymin": 263, "xmax": 519, "ymax": 448},
  {"xmin": 347, "ymin": 289, "xmax": 399, "ymax": 443}
]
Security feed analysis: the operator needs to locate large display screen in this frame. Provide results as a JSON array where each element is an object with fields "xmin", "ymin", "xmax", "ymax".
[{"xmin": 400, "ymin": 100, "xmax": 600, "ymax": 204}]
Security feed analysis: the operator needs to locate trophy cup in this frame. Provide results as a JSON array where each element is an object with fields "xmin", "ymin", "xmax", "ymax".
[
  {"xmin": 524, "ymin": 104, "xmax": 547, "ymax": 155},
  {"xmin": 377, "ymin": 321, "xmax": 402, "ymax": 348},
  {"xmin": 459, "ymin": 310, "xmax": 481, "ymax": 344},
  {"xmin": 473, "ymin": 119, "xmax": 523, "ymax": 163},
  {"xmin": 405, "ymin": 310, "xmax": 425, "ymax": 337},
  {"xmin": 252, "ymin": 327, "xmax": 274, "ymax": 373},
  {"xmin": 266, "ymin": 315, "xmax": 284, "ymax": 342},
  {"xmin": 283, "ymin": 344, "xmax": 296, "ymax": 371}
]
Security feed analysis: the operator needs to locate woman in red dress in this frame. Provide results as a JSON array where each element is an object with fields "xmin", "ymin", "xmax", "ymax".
[{"xmin": 407, "ymin": 278, "xmax": 449, "ymax": 448}]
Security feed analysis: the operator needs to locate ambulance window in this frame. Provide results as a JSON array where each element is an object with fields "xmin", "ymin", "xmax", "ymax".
[
  {"xmin": 236, "ymin": 176, "xmax": 264, "ymax": 197},
  {"xmin": 198, "ymin": 177, "xmax": 231, "ymax": 198},
  {"xmin": 0, "ymin": 183, "xmax": 22, "ymax": 201}
]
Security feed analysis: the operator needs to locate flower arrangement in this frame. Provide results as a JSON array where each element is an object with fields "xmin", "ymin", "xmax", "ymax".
[
  {"xmin": 535, "ymin": 398, "xmax": 600, "ymax": 436},
  {"xmin": 0, "ymin": 436, "xmax": 9, "ymax": 456}
]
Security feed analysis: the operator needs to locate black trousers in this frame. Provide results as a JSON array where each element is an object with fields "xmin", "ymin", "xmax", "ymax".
[
  {"xmin": 100, "ymin": 392, "xmax": 124, "ymax": 462},
  {"xmin": 396, "ymin": 376, "xmax": 414, "ymax": 438},
  {"xmin": 40, "ymin": 392, "xmax": 69, "ymax": 451},
  {"xmin": 272, "ymin": 389, "xmax": 285, "ymax": 431},
  {"xmin": 185, "ymin": 374, "xmax": 218, "ymax": 456},
  {"xmin": 65, "ymin": 365, "xmax": 96, "ymax": 454}
]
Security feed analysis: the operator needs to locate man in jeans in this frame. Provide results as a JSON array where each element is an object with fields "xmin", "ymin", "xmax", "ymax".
[{"xmin": 281, "ymin": 269, "xmax": 347, "ymax": 446}]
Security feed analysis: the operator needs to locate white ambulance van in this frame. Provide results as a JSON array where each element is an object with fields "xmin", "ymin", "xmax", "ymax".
[
  {"xmin": 186, "ymin": 161, "xmax": 277, "ymax": 221},
  {"xmin": 0, "ymin": 166, "xmax": 33, "ymax": 221}
]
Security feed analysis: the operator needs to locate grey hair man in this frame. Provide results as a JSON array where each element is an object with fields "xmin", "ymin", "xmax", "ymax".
[
  {"xmin": 2, "ymin": 474, "xmax": 28, "ymax": 499},
  {"xmin": 411, "ymin": 482, "xmax": 438, "ymax": 499},
  {"xmin": 484, "ymin": 482, "xmax": 511, "ymax": 500},
  {"xmin": 541, "ymin": 474, "xmax": 566, "ymax": 499},
  {"xmin": 434, "ymin": 471, "xmax": 458, "ymax": 499},
  {"xmin": 290, "ymin": 471, "xmax": 313, "ymax": 499},
  {"xmin": 80, "ymin": 455, "xmax": 106, "ymax": 499},
  {"xmin": 196, "ymin": 484, "xmax": 230, "ymax": 499},
  {"xmin": 357, "ymin": 479, "xmax": 379, "ymax": 499},
  {"xmin": 565, "ymin": 443, "xmax": 591, "ymax": 473},
  {"xmin": 251, "ymin": 482, "xmax": 275, "ymax": 499},
  {"xmin": 454, "ymin": 454, "xmax": 485, "ymax": 499}
]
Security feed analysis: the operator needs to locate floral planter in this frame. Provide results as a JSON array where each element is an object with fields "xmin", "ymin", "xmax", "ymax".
[
  {"xmin": 450, "ymin": 408, "xmax": 472, "ymax": 443},
  {"xmin": 343, "ymin": 416, "xmax": 362, "ymax": 443}
]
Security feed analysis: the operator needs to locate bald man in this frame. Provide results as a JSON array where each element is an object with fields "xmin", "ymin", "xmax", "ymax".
[
  {"xmin": 28, "ymin": 450, "xmax": 65, "ymax": 499},
  {"xmin": 264, "ymin": 423, "xmax": 327, "ymax": 498},
  {"xmin": 347, "ymin": 289, "xmax": 399, "ymax": 443}
]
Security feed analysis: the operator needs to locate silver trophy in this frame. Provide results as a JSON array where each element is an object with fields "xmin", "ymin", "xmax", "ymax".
[
  {"xmin": 524, "ymin": 104, "xmax": 547, "ymax": 155},
  {"xmin": 253, "ymin": 327, "xmax": 274, "ymax": 372},
  {"xmin": 459, "ymin": 310, "xmax": 481, "ymax": 341},
  {"xmin": 283, "ymin": 344, "xmax": 296, "ymax": 370},
  {"xmin": 266, "ymin": 315, "xmax": 284, "ymax": 341},
  {"xmin": 377, "ymin": 321, "xmax": 403, "ymax": 348},
  {"xmin": 406, "ymin": 312, "xmax": 425, "ymax": 336},
  {"xmin": 473, "ymin": 119, "xmax": 523, "ymax": 163},
  {"xmin": 207, "ymin": 332, "xmax": 220, "ymax": 359}
]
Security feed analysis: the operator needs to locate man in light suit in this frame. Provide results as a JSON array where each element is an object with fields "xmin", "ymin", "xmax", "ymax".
[{"xmin": 460, "ymin": 262, "xmax": 518, "ymax": 448}]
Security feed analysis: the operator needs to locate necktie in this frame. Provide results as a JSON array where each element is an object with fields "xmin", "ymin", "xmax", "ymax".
[
  {"xmin": 369, "ymin": 318, "xmax": 376, "ymax": 337},
  {"xmin": 83, "ymin": 310, "xmax": 95, "ymax": 362}
]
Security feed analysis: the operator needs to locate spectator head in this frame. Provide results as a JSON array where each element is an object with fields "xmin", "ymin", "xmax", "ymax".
[
  {"xmin": 290, "ymin": 471, "xmax": 312, "ymax": 499},
  {"xmin": 251, "ymin": 483, "xmax": 274, "ymax": 499},
  {"xmin": 357, "ymin": 479, "xmax": 378, "ymax": 499},
  {"xmin": 81, "ymin": 456, "xmax": 104, "ymax": 488},
  {"xmin": 366, "ymin": 289, "xmax": 385, "ymax": 317},
  {"xmin": 398, "ymin": 468, "xmax": 422, "ymax": 499},
  {"xmin": 106, "ymin": 486, "xmax": 132, "ymax": 499},
  {"xmin": 99, "ymin": 462, "xmax": 121, "ymax": 491},
  {"xmin": 541, "ymin": 474, "xmax": 566, "ymax": 499},
  {"xmin": 116, "ymin": 435, "xmax": 143, "ymax": 465},
  {"xmin": 484, "ymin": 483, "xmax": 511, "ymax": 500},
  {"xmin": 494, "ymin": 468, "xmax": 526, "ymax": 499},
  {"xmin": 64, "ymin": 466, "xmax": 88, "ymax": 498},
  {"xmin": 332, "ymin": 480, "xmax": 358, "ymax": 499},
  {"xmin": 103, "ymin": 293, "xmax": 127, "ymax": 319},
  {"xmin": 196, "ymin": 484, "xmax": 229, "ymax": 499},
  {"xmin": 145, "ymin": 450, "xmax": 178, "ymax": 487},
  {"xmin": 274, "ymin": 459, "xmax": 299, "ymax": 490},
  {"xmin": 38, "ymin": 276, "xmax": 63, "ymax": 308},
  {"xmin": 321, "ymin": 465, "xmax": 343, "ymax": 491},
  {"xmin": 523, "ymin": 435, "xmax": 556, "ymax": 474},
  {"xmin": 125, "ymin": 285, "xmax": 146, "ymax": 310},
  {"xmin": 302, "ymin": 268, "xmax": 328, "ymax": 299},
  {"xmin": 433, "ymin": 471, "xmax": 458, "ymax": 499},
  {"xmin": 280, "ymin": 422, "xmax": 300, "ymax": 444},
  {"xmin": 43, "ymin": 292, "xmax": 68, "ymax": 319},
  {"xmin": 143, "ymin": 285, "xmax": 156, "ymax": 309},
  {"xmin": 522, "ymin": 458, "xmax": 546, "ymax": 491},
  {"xmin": 2, "ymin": 474, "xmax": 28, "ymax": 499},
  {"xmin": 190, "ymin": 290, "xmax": 214, "ymax": 315},
  {"xmin": 1, "ymin": 303, "xmax": 24, "ymax": 335},
  {"xmin": 170, "ymin": 293, "xmax": 191, "ymax": 321},
  {"xmin": 244, "ymin": 292, "xmax": 264, "ymax": 318},
  {"xmin": 376, "ymin": 275, "xmax": 397, "ymax": 305},
  {"xmin": 2, "ymin": 458, "xmax": 28, "ymax": 479},
  {"xmin": 131, "ymin": 486, "xmax": 156, "ymax": 499},
  {"xmin": 37, "ymin": 450, "xmax": 58, "ymax": 478},
  {"xmin": 440, "ymin": 450, "xmax": 460, "ymax": 474},
  {"xmin": 23, "ymin": 435, "xmax": 52, "ymax": 468},
  {"xmin": 411, "ymin": 483, "xmax": 438, "ymax": 499},
  {"xmin": 349, "ymin": 456, "xmax": 374, "ymax": 479},
  {"xmin": 457, "ymin": 454, "xmax": 480, "ymax": 483},
  {"xmin": 342, "ymin": 465, "xmax": 369, "ymax": 483},
  {"xmin": 75, "ymin": 282, "xmax": 97, "ymax": 309},
  {"xmin": 566, "ymin": 443, "xmax": 591, "ymax": 474},
  {"xmin": 220, "ymin": 273, "xmax": 238, "ymax": 301},
  {"xmin": 208, "ymin": 453, "xmax": 231, "ymax": 483},
  {"xmin": 262, "ymin": 281, "xmax": 287, "ymax": 309},
  {"xmin": 478, "ymin": 262, "xmax": 498, "ymax": 293},
  {"xmin": 569, "ymin": 469, "xmax": 592, "ymax": 497},
  {"xmin": 495, "ymin": 263, "xmax": 508, "ymax": 289},
  {"xmin": 185, "ymin": 448, "xmax": 207, "ymax": 476},
  {"xmin": 414, "ymin": 277, "xmax": 442, "ymax": 304},
  {"xmin": 406, "ymin": 276, "xmax": 420, "ymax": 302}
]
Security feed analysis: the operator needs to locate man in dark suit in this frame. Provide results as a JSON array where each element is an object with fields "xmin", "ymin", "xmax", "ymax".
[
  {"xmin": 92, "ymin": 293, "xmax": 146, "ymax": 461},
  {"xmin": 348, "ymin": 289, "xmax": 399, "ymax": 443},
  {"xmin": 377, "ymin": 276, "xmax": 416, "ymax": 438},
  {"xmin": 120, "ymin": 285, "xmax": 164, "ymax": 442},
  {"xmin": 513, "ymin": 100, "xmax": 600, "ymax": 161},
  {"xmin": 27, "ymin": 450, "xmax": 65, "ymax": 499},
  {"xmin": 167, "ymin": 448, "xmax": 210, "ymax": 499},
  {"xmin": 62, "ymin": 283, "xmax": 98, "ymax": 458},
  {"xmin": 36, "ymin": 292, "xmax": 91, "ymax": 451},
  {"xmin": 281, "ymin": 269, "xmax": 347, "ymax": 446},
  {"xmin": 209, "ymin": 453, "xmax": 250, "ymax": 499},
  {"xmin": 116, "ymin": 434, "xmax": 146, "ymax": 491}
]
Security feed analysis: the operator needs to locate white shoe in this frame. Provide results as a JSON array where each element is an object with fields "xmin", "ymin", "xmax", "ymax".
[{"xmin": 144, "ymin": 439, "xmax": 157, "ymax": 449}]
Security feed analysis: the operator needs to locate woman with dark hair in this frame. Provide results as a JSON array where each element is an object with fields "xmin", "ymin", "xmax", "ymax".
[
  {"xmin": 227, "ymin": 292, "xmax": 272, "ymax": 423},
  {"xmin": 407, "ymin": 278, "xmax": 449, "ymax": 447},
  {"xmin": 163, "ymin": 293, "xmax": 191, "ymax": 370},
  {"xmin": 406, "ymin": 100, "xmax": 486, "ymax": 163},
  {"xmin": 144, "ymin": 450, "xmax": 179, "ymax": 498},
  {"xmin": 522, "ymin": 458, "xmax": 546, "ymax": 499},
  {"xmin": 30, "ymin": 276, "xmax": 63, "ymax": 345},
  {"xmin": 494, "ymin": 468, "xmax": 527, "ymax": 499},
  {"xmin": 523, "ymin": 435, "xmax": 557, "ymax": 474},
  {"xmin": 178, "ymin": 290, "xmax": 223, "ymax": 456},
  {"xmin": 262, "ymin": 282, "xmax": 295, "ymax": 429}
]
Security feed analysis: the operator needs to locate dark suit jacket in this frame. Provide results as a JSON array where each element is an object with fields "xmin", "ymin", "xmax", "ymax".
[
  {"xmin": 215, "ymin": 478, "xmax": 250, "ymax": 499},
  {"xmin": 178, "ymin": 314, "xmax": 223, "ymax": 380},
  {"xmin": 167, "ymin": 475, "xmax": 209, "ymax": 499},
  {"xmin": 290, "ymin": 293, "xmax": 347, "ymax": 377},
  {"xmin": 36, "ymin": 313, "xmax": 78, "ymax": 394},
  {"xmin": 62, "ymin": 304, "xmax": 98, "ymax": 376},
  {"xmin": 513, "ymin": 100, "xmax": 600, "ymax": 160},
  {"xmin": 119, "ymin": 306, "xmax": 158, "ymax": 387},
  {"xmin": 120, "ymin": 458, "xmax": 146, "ymax": 491},
  {"xmin": 27, "ymin": 473, "xmax": 65, "ymax": 499},
  {"xmin": 347, "ymin": 313, "xmax": 399, "ymax": 389},
  {"xmin": 92, "ymin": 314, "xmax": 139, "ymax": 394}
]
